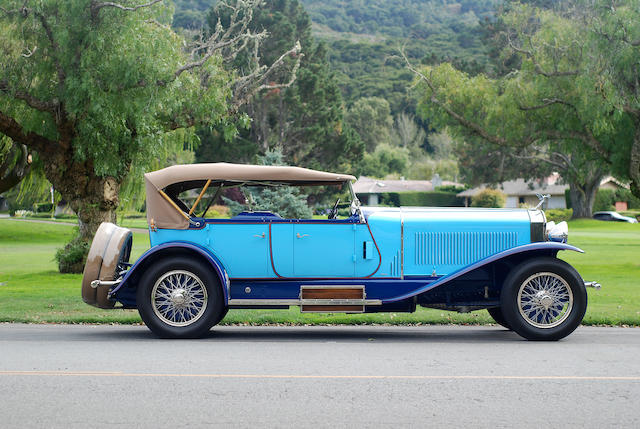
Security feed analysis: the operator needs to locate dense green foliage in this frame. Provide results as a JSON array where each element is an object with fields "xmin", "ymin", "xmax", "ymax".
[
  {"xmin": 415, "ymin": 1, "xmax": 640, "ymax": 217},
  {"xmin": 0, "ymin": 0, "xmax": 233, "ymax": 242},
  {"xmin": 199, "ymin": 0, "xmax": 363, "ymax": 171},
  {"xmin": 174, "ymin": 0, "xmax": 493, "ymax": 180},
  {"xmin": 306, "ymin": 0, "xmax": 497, "ymax": 116},
  {"xmin": 172, "ymin": 0, "xmax": 212, "ymax": 28}
]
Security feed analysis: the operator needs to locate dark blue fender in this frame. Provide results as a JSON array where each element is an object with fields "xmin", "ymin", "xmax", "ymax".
[
  {"xmin": 110, "ymin": 242, "xmax": 230, "ymax": 304},
  {"xmin": 384, "ymin": 242, "xmax": 583, "ymax": 303}
]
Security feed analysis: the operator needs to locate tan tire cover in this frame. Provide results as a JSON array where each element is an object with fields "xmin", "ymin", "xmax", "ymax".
[
  {"xmin": 96, "ymin": 227, "xmax": 132, "ymax": 308},
  {"xmin": 81, "ymin": 222, "xmax": 132, "ymax": 308}
]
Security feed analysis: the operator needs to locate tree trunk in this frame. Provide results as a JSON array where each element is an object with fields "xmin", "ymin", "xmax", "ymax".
[
  {"xmin": 569, "ymin": 174, "xmax": 602, "ymax": 218},
  {"xmin": 41, "ymin": 146, "xmax": 121, "ymax": 272}
]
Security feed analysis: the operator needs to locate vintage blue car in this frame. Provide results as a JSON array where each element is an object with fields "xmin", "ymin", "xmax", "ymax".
[{"xmin": 82, "ymin": 163, "xmax": 599, "ymax": 340}]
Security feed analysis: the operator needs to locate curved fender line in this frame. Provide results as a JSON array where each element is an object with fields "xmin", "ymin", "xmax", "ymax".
[
  {"xmin": 110, "ymin": 242, "xmax": 230, "ymax": 304},
  {"xmin": 383, "ymin": 242, "xmax": 583, "ymax": 304}
]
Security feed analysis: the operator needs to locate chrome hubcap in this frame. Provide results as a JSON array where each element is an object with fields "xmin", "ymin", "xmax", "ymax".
[
  {"xmin": 151, "ymin": 270, "xmax": 208, "ymax": 327},
  {"xmin": 517, "ymin": 272, "xmax": 573, "ymax": 329}
]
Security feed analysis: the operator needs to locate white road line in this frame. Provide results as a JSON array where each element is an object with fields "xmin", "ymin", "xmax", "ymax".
[{"xmin": 0, "ymin": 371, "xmax": 639, "ymax": 381}]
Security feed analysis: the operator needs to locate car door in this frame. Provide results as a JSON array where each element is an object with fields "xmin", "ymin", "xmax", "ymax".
[
  {"xmin": 208, "ymin": 223, "xmax": 270, "ymax": 278},
  {"xmin": 292, "ymin": 223, "xmax": 356, "ymax": 277}
]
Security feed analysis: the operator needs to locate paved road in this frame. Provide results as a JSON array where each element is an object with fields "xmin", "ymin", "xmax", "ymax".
[{"xmin": 0, "ymin": 324, "xmax": 639, "ymax": 428}]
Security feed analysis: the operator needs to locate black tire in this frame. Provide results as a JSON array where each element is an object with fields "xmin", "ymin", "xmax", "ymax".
[
  {"xmin": 137, "ymin": 256, "xmax": 225, "ymax": 338},
  {"xmin": 487, "ymin": 307, "xmax": 512, "ymax": 330},
  {"xmin": 500, "ymin": 257, "xmax": 587, "ymax": 341}
]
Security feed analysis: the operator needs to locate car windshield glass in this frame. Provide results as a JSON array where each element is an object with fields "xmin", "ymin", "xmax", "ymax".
[{"xmin": 172, "ymin": 181, "xmax": 357, "ymax": 220}]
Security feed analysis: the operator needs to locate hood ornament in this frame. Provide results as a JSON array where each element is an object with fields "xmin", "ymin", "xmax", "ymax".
[{"xmin": 533, "ymin": 193, "xmax": 550, "ymax": 210}]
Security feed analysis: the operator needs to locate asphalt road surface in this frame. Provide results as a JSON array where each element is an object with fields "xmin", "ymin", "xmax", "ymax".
[{"xmin": 0, "ymin": 324, "xmax": 639, "ymax": 428}]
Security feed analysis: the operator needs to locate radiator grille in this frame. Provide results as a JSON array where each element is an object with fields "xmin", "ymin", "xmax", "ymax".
[{"xmin": 414, "ymin": 231, "xmax": 518, "ymax": 266}]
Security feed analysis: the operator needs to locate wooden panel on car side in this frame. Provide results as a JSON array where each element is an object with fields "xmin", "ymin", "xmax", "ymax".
[
  {"xmin": 301, "ymin": 287, "xmax": 364, "ymax": 300},
  {"xmin": 300, "ymin": 286, "xmax": 365, "ymax": 313}
]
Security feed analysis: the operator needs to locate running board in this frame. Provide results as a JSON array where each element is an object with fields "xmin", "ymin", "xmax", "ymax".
[{"xmin": 227, "ymin": 286, "xmax": 382, "ymax": 312}]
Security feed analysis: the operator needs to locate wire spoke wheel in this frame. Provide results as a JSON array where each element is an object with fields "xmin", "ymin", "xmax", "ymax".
[
  {"xmin": 151, "ymin": 270, "xmax": 208, "ymax": 327},
  {"xmin": 517, "ymin": 272, "xmax": 573, "ymax": 329}
]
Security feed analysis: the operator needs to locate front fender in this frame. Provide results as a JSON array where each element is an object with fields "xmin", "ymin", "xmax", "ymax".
[
  {"xmin": 384, "ymin": 242, "xmax": 583, "ymax": 303},
  {"xmin": 110, "ymin": 242, "xmax": 230, "ymax": 304}
]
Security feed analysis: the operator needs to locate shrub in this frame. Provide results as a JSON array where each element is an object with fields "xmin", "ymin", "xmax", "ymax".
[
  {"xmin": 378, "ymin": 191, "xmax": 464, "ymax": 207},
  {"xmin": 615, "ymin": 188, "xmax": 640, "ymax": 209},
  {"xmin": 593, "ymin": 189, "xmax": 616, "ymax": 212},
  {"xmin": 33, "ymin": 203, "xmax": 54, "ymax": 213},
  {"xmin": 471, "ymin": 189, "xmax": 506, "ymax": 208},
  {"xmin": 55, "ymin": 233, "xmax": 89, "ymax": 274},
  {"xmin": 545, "ymin": 209, "xmax": 573, "ymax": 223}
]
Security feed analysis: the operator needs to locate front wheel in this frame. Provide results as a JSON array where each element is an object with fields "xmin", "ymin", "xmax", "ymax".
[
  {"xmin": 500, "ymin": 257, "xmax": 587, "ymax": 341},
  {"xmin": 137, "ymin": 257, "xmax": 224, "ymax": 338}
]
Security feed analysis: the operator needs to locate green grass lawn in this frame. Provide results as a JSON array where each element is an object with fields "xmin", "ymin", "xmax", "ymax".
[{"xmin": 0, "ymin": 218, "xmax": 638, "ymax": 325}]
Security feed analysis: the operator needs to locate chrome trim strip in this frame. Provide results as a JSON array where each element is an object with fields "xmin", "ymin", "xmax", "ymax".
[
  {"xmin": 300, "ymin": 285, "xmax": 365, "ymax": 289},
  {"xmin": 400, "ymin": 207, "xmax": 404, "ymax": 280},
  {"xmin": 228, "ymin": 299, "xmax": 383, "ymax": 306}
]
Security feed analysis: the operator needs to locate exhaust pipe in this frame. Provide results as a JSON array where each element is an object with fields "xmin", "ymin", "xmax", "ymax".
[{"xmin": 584, "ymin": 281, "xmax": 601, "ymax": 290}]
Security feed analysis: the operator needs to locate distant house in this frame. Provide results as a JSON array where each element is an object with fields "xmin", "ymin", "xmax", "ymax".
[
  {"xmin": 457, "ymin": 174, "xmax": 630, "ymax": 209},
  {"xmin": 353, "ymin": 175, "xmax": 463, "ymax": 206}
]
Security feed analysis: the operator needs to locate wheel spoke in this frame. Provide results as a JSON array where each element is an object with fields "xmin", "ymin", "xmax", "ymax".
[
  {"xmin": 517, "ymin": 272, "xmax": 573, "ymax": 329},
  {"xmin": 151, "ymin": 270, "xmax": 209, "ymax": 327}
]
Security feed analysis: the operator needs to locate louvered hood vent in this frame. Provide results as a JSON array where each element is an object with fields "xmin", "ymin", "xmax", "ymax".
[{"xmin": 414, "ymin": 231, "xmax": 519, "ymax": 267}]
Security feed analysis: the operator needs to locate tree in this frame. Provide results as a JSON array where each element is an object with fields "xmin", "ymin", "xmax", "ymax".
[
  {"xmin": 356, "ymin": 143, "xmax": 409, "ymax": 178},
  {"xmin": 346, "ymin": 97, "xmax": 393, "ymax": 152},
  {"xmin": 202, "ymin": 0, "xmax": 362, "ymax": 171},
  {"xmin": 394, "ymin": 112, "xmax": 426, "ymax": 149},
  {"xmin": 0, "ymin": 0, "xmax": 300, "ymax": 268},
  {"xmin": 410, "ymin": 1, "xmax": 640, "ymax": 217}
]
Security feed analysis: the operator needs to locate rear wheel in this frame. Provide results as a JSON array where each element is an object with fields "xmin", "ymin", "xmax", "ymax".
[
  {"xmin": 500, "ymin": 257, "xmax": 587, "ymax": 341},
  {"xmin": 137, "ymin": 257, "xmax": 224, "ymax": 338},
  {"xmin": 487, "ymin": 307, "xmax": 511, "ymax": 330}
]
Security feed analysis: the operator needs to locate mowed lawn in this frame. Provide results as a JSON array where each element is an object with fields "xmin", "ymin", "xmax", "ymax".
[{"xmin": 0, "ymin": 218, "xmax": 638, "ymax": 325}]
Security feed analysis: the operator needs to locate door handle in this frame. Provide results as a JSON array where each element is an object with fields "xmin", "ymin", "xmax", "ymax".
[
  {"xmin": 254, "ymin": 232, "xmax": 265, "ymax": 238},
  {"xmin": 296, "ymin": 233, "xmax": 309, "ymax": 238}
]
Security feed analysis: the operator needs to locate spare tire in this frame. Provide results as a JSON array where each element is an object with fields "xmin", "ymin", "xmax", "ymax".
[{"xmin": 81, "ymin": 222, "xmax": 132, "ymax": 308}]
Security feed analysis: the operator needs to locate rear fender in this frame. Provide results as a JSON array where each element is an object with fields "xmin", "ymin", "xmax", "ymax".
[
  {"xmin": 385, "ymin": 242, "xmax": 583, "ymax": 303},
  {"xmin": 110, "ymin": 242, "xmax": 230, "ymax": 306}
]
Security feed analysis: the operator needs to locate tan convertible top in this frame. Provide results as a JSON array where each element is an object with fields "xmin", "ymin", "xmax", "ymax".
[{"xmin": 145, "ymin": 163, "xmax": 355, "ymax": 229}]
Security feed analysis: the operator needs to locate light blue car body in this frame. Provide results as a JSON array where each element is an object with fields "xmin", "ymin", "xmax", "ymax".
[{"xmin": 111, "ymin": 206, "xmax": 580, "ymax": 310}]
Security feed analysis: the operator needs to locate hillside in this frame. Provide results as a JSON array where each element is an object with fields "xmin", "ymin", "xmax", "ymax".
[{"xmin": 172, "ymin": 1, "xmax": 498, "ymax": 114}]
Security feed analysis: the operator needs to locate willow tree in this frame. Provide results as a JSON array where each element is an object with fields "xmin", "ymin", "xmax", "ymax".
[
  {"xmin": 0, "ymin": 1, "xmax": 299, "ymax": 249},
  {"xmin": 410, "ymin": 0, "xmax": 640, "ymax": 217}
]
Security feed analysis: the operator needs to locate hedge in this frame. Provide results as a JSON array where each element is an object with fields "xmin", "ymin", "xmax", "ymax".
[{"xmin": 378, "ymin": 191, "xmax": 464, "ymax": 207}]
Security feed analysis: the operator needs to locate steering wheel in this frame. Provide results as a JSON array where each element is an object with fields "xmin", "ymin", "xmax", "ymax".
[{"xmin": 328, "ymin": 198, "xmax": 340, "ymax": 219}]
